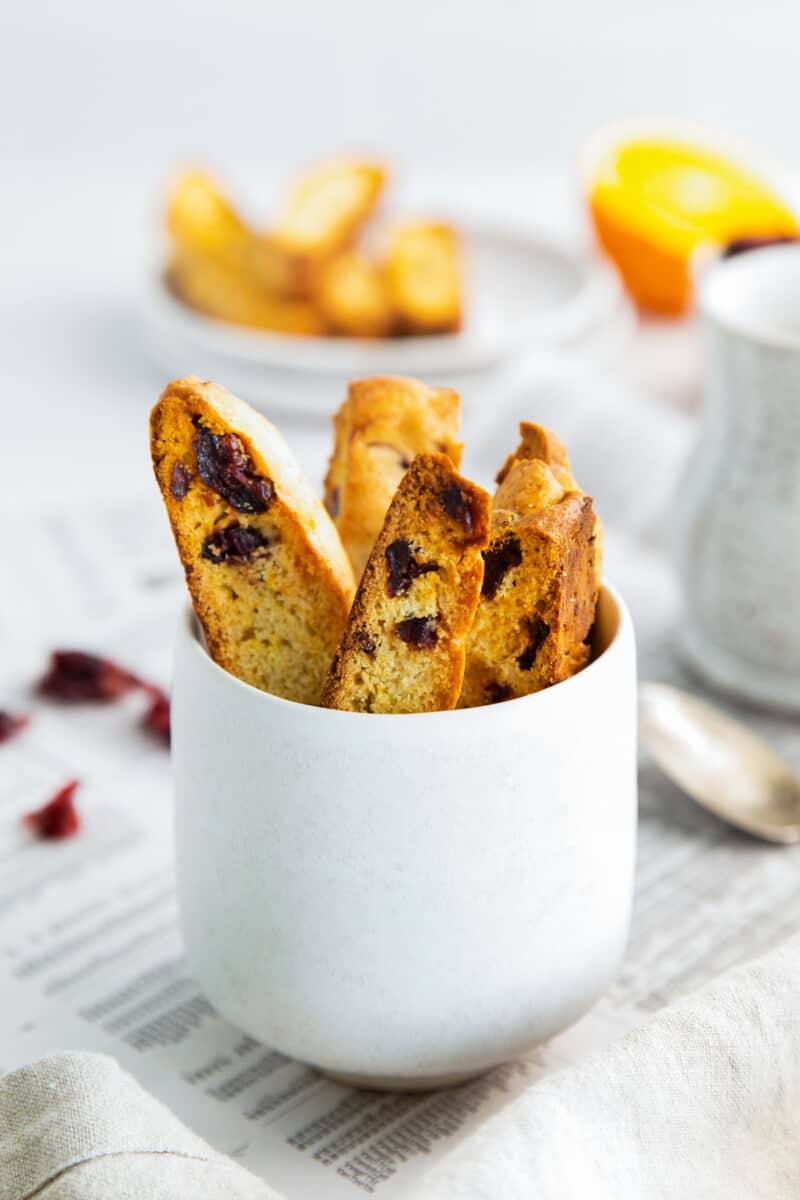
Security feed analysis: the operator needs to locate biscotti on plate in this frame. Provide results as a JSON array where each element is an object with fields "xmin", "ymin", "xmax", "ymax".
[
  {"xmin": 271, "ymin": 158, "xmax": 386, "ymax": 276},
  {"xmin": 323, "ymin": 376, "xmax": 462, "ymax": 579},
  {"xmin": 459, "ymin": 424, "xmax": 599, "ymax": 708},
  {"xmin": 314, "ymin": 251, "xmax": 395, "ymax": 338},
  {"xmin": 323, "ymin": 453, "xmax": 490, "ymax": 713},
  {"xmin": 384, "ymin": 221, "xmax": 463, "ymax": 334},
  {"xmin": 151, "ymin": 377, "xmax": 355, "ymax": 704}
]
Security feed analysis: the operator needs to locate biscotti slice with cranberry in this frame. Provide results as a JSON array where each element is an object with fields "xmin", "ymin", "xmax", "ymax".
[
  {"xmin": 151, "ymin": 377, "xmax": 355, "ymax": 704},
  {"xmin": 323, "ymin": 376, "xmax": 462, "ymax": 579},
  {"xmin": 322, "ymin": 453, "xmax": 490, "ymax": 713},
  {"xmin": 459, "ymin": 435, "xmax": 598, "ymax": 709}
]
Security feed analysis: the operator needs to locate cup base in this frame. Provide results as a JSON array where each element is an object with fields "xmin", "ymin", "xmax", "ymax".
[{"xmin": 319, "ymin": 1064, "xmax": 494, "ymax": 1092}]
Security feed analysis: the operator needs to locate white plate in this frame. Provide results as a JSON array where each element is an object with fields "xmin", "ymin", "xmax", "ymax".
[{"xmin": 142, "ymin": 224, "xmax": 630, "ymax": 414}]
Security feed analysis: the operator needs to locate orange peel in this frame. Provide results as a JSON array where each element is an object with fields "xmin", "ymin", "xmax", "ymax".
[{"xmin": 585, "ymin": 131, "xmax": 799, "ymax": 315}]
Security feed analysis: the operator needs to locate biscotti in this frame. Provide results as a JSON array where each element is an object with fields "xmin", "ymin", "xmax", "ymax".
[
  {"xmin": 323, "ymin": 376, "xmax": 462, "ymax": 579},
  {"xmin": 315, "ymin": 251, "xmax": 394, "ymax": 338},
  {"xmin": 166, "ymin": 247, "xmax": 326, "ymax": 335},
  {"xmin": 496, "ymin": 422, "xmax": 577, "ymax": 490},
  {"xmin": 499, "ymin": 420, "xmax": 603, "ymax": 584},
  {"xmin": 384, "ymin": 221, "xmax": 463, "ymax": 334},
  {"xmin": 271, "ymin": 158, "xmax": 386, "ymax": 274},
  {"xmin": 459, "ymin": 428, "xmax": 598, "ymax": 708},
  {"xmin": 323, "ymin": 454, "xmax": 490, "ymax": 713},
  {"xmin": 151, "ymin": 377, "xmax": 355, "ymax": 704}
]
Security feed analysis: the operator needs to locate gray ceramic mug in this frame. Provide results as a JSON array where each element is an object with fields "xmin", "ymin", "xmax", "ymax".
[{"xmin": 675, "ymin": 244, "xmax": 800, "ymax": 711}]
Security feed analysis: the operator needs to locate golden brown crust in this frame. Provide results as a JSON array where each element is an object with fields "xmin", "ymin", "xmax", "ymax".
[
  {"xmin": 459, "ymin": 427, "xmax": 599, "ymax": 709},
  {"xmin": 151, "ymin": 377, "xmax": 355, "ymax": 704},
  {"xmin": 166, "ymin": 250, "xmax": 326, "ymax": 335},
  {"xmin": 495, "ymin": 422, "xmax": 576, "ymax": 489},
  {"xmin": 495, "ymin": 420, "xmax": 603, "ymax": 582},
  {"xmin": 165, "ymin": 169, "xmax": 312, "ymax": 304},
  {"xmin": 314, "ymin": 251, "xmax": 394, "ymax": 338},
  {"xmin": 384, "ymin": 221, "xmax": 463, "ymax": 334},
  {"xmin": 323, "ymin": 454, "xmax": 490, "ymax": 713},
  {"xmin": 271, "ymin": 158, "xmax": 386, "ymax": 268},
  {"xmin": 165, "ymin": 168, "xmax": 248, "ymax": 258},
  {"xmin": 323, "ymin": 376, "xmax": 462, "ymax": 579}
]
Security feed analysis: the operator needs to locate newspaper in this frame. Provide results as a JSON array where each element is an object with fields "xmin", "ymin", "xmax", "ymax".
[{"xmin": 2, "ymin": 373, "xmax": 799, "ymax": 1196}]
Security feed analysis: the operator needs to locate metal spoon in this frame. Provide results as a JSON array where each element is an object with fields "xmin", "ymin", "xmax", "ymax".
[{"xmin": 638, "ymin": 682, "xmax": 800, "ymax": 844}]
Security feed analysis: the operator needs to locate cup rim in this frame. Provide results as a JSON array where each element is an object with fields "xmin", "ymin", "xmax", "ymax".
[
  {"xmin": 698, "ymin": 243, "xmax": 800, "ymax": 354},
  {"xmin": 178, "ymin": 581, "xmax": 632, "ymax": 721}
]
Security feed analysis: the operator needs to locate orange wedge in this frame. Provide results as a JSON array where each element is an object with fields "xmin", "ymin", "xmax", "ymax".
[{"xmin": 586, "ymin": 132, "xmax": 799, "ymax": 315}]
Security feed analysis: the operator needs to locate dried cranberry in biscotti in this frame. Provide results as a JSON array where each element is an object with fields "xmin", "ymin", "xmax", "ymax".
[
  {"xmin": 170, "ymin": 461, "xmax": 192, "ymax": 499},
  {"xmin": 354, "ymin": 629, "xmax": 377, "ymax": 655},
  {"xmin": 438, "ymin": 482, "xmax": 482, "ymax": 540},
  {"xmin": 516, "ymin": 618, "xmax": 550, "ymax": 671},
  {"xmin": 192, "ymin": 420, "xmax": 275, "ymax": 513},
  {"xmin": 395, "ymin": 615, "xmax": 438, "ymax": 649},
  {"xmin": 201, "ymin": 523, "xmax": 271, "ymax": 564},
  {"xmin": 385, "ymin": 539, "xmax": 439, "ymax": 597},
  {"xmin": 481, "ymin": 537, "xmax": 523, "ymax": 599}
]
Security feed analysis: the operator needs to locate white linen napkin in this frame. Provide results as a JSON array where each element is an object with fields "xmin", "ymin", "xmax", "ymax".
[
  {"xmin": 0, "ymin": 1051, "xmax": 277, "ymax": 1200},
  {"xmin": 408, "ymin": 936, "xmax": 800, "ymax": 1199}
]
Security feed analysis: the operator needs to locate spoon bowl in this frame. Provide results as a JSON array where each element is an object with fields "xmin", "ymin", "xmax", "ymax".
[{"xmin": 639, "ymin": 682, "xmax": 800, "ymax": 844}]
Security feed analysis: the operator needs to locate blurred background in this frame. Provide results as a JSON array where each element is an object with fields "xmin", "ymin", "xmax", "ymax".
[
  {"xmin": 6, "ymin": 0, "xmax": 800, "ymax": 173},
  {"xmin": 2, "ymin": 0, "xmax": 800, "ymax": 645},
  {"xmin": 4, "ymin": 0, "xmax": 800, "ymax": 489}
]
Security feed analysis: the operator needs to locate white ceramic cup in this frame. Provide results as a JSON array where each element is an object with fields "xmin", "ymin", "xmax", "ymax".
[
  {"xmin": 675, "ymin": 244, "xmax": 800, "ymax": 711},
  {"xmin": 172, "ymin": 583, "xmax": 637, "ymax": 1088}
]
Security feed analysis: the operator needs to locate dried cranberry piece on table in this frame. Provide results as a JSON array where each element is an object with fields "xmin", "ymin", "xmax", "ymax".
[
  {"xmin": 38, "ymin": 652, "xmax": 140, "ymax": 702},
  {"xmin": 142, "ymin": 688, "xmax": 171, "ymax": 743},
  {"xmin": 24, "ymin": 779, "xmax": 81, "ymax": 840},
  {"xmin": 37, "ymin": 651, "xmax": 170, "ymax": 749},
  {"xmin": 0, "ymin": 711, "xmax": 29, "ymax": 744}
]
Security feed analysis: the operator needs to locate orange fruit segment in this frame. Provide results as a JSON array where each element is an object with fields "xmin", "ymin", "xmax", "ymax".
[{"xmin": 587, "ymin": 136, "xmax": 799, "ymax": 315}]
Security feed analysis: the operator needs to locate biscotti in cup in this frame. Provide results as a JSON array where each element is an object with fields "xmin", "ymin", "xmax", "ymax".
[
  {"xmin": 151, "ymin": 377, "xmax": 354, "ymax": 705},
  {"xmin": 151, "ymin": 377, "xmax": 601, "ymax": 715}
]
